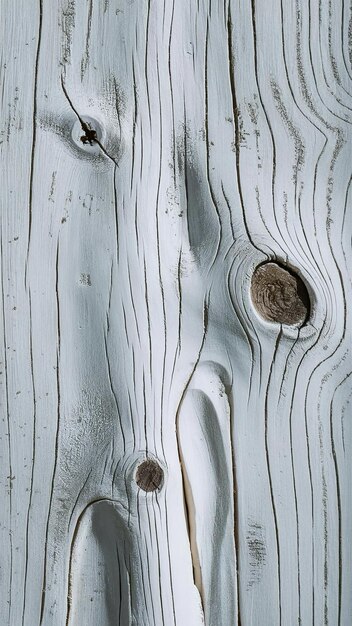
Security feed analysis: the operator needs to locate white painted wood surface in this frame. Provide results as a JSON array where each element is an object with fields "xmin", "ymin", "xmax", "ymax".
[{"xmin": 0, "ymin": 1, "xmax": 351, "ymax": 624}]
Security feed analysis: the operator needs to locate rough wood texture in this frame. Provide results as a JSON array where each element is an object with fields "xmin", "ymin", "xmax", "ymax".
[{"xmin": 0, "ymin": 1, "xmax": 351, "ymax": 625}]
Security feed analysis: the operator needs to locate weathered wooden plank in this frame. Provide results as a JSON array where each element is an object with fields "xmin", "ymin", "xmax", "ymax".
[{"xmin": 0, "ymin": 1, "xmax": 351, "ymax": 625}]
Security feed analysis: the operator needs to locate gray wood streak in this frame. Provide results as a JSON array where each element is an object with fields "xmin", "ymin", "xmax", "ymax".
[{"xmin": 0, "ymin": 0, "xmax": 351, "ymax": 625}]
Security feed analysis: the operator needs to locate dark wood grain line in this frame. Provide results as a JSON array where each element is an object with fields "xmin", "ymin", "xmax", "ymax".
[
  {"xmin": 163, "ymin": 495, "xmax": 177, "ymax": 626},
  {"xmin": 25, "ymin": 0, "xmax": 43, "ymax": 288},
  {"xmin": 287, "ymin": 329, "xmax": 303, "ymax": 624},
  {"xmin": 116, "ymin": 544, "xmax": 123, "ymax": 626},
  {"xmin": 220, "ymin": 181, "xmax": 235, "ymax": 243},
  {"xmin": 127, "ymin": 259, "xmax": 142, "ymax": 346},
  {"xmin": 106, "ymin": 260, "xmax": 113, "ymax": 333},
  {"xmin": 303, "ymin": 339, "xmax": 349, "ymax": 625},
  {"xmin": 131, "ymin": 55, "xmax": 138, "ymax": 196},
  {"xmin": 155, "ymin": 52, "xmax": 167, "ymax": 460},
  {"xmin": 167, "ymin": 0, "xmax": 177, "ymax": 184},
  {"xmin": 81, "ymin": 0, "xmax": 93, "ymax": 80},
  {"xmin": 67, "ymin": 469, "xmax": 93, "ymax": 531},
  {"xmin": 142, "ymin": 369, "xmax": 148, "ymax": 455},
  {"xmin": 330, "ymin": 371, "xmax": 352, "ymax": 625},
  {"xmin": 341, "ymin": 0, "xmax": 352, "ymax": 80},
  {"xmin": 248, "ymin": 0, "xmax": 288, "ymax": 255},
  {"xmin": 121, "ymin": 302, "xmax": 130, "ymax": 348},
  {"xmin": 225, "ymin": 256, "xmax": 255, "ymax": 406},
  {"xmin": 144, "ymin": 0, "xmax": 152, "ymax": 129},
  {"xmin": 40, "ymin": 236, "xmax": 61, "ymax": 624},
  {"xmin": 0, "ymin": 233, "xmax": 13, "ymax": 621},
  {"xmin": 226, "ymin": 352, "xmax": 242, "ymax": 626},
  {"xmin": 316, "ymin": 352, "xmax": 350, "ymax": 625},
  {"xmin": 143, "ymin": 508, "xmax": 157, "ymax": 625},
  {"xmin": 113, "ymin": 164, "xmax": 120, "ymax": 265},
  {"xmin": 340, "ymin": 176, "xmax": 352, "ymax": 288},
  {"xmin": 125, "ymin": 551, "xmax": 133, "ymax": 625},
  {"xmin": 112, "ymin": 75, "xmax": 123, "ymax": 143},
  {"xmin": 103, "ymin": 330, "xmax": 126, "ymax": 456},
  {"xmin": 299, "ymin": 325, "xmax": 331, "ymax": 625},
  {"xmin": 136, "ymin": 492, "xmax": 153, "ymax": 623},
  {"xmin": 204, "ymin": 16, "xmax": 222, "ymax": 268},
  {"xmin": 264, "ymin": 329, "xmax": 283, "ymax": 625},
  {"xmin": 302, "ymin": 0, "xmax": 348, "ymax": 125},
  {"xmin": 169, "ymin": 248, "xmax": 183, "ymax": 387},
  {"xmin": 131, "ymin": 345, "xmax": 138, "ymax": 446},
  {"xmin": 325, "ymin": 1, "xmax": 352, "ymax": 108},
  {"xmin": 151, "ymin": 494, "xmax": 166, "ymax": 626},
  {"xmin": 226, "ymin": 6, "xmax": 256, "ymax": 248},
  {"xmin": 143, "ymin": 255, "xmax": 153, "ymax": 387},
  {"xmin": 22, "ymin": 285, "xmax": 37, "ymax": 625},
  {"xmin": 127, "ymin": 389, "xmax": 137, "ymax": 454}
]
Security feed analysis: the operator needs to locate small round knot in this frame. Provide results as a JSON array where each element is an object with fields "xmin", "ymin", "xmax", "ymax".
[
  {"xmin": 135, "ymin": 459, "xmax": 164, "ymax": 492},
  {"xmin": 251, "ymin": 262, "xmax": 310, "ymax": 326},
  {"xmin": 71, "ymin": 116, "xmax": 103, "ymax": 155}
]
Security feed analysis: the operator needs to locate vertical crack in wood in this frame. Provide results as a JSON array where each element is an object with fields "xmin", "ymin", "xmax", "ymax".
[
  {"xmin": 227, "ymin": 3, "xmax": 261, "ymax": 253},
  {"xmin": 25, "ymin": 0, "xmax": 43, "ymax": 290},
  {"xmin": 0, "ymin": 234, "xmax": 13, "ymax": 623},
  {"xmin": 39, "ymin": 237, "xmax": 61, "ymax": 625},
  {"xmin": 174, "ymin": 300, "xmax": 210, "ymax": 619},
  {"xmin": 60, "ymin": 76, "xmax": 119, "ymax": 168},
  {"xmin": 204, "ymin": 15, "xmax": 222, "ymax": 269},
  {"xmin": 177, "ymin": 448, "xmax": 204, "ymax": 609},
  {"xmin": 22, "ymin": 285, "xmax": 37, "ymax": 625},
  {"xmin": 264, "ymin": 329, "xmax": 283, "ymax": 624},
  {"xmin": 226, "ymin": 353, "xmax": 242, "ymax": 626}
]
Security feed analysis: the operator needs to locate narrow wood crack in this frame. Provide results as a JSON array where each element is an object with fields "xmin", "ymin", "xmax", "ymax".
[{"xmin": 60, "ymin": 75, "xmax": 119, "ymax": 168}]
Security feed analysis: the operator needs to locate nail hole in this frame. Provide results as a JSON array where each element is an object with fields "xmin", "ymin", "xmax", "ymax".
[
  {"xmin": 135, "ymin": 459, "xmax": 164, "ymax": 492},
  {"xmin": 250, "ymin": 261, "xmax": 310, "ymax": 326}
]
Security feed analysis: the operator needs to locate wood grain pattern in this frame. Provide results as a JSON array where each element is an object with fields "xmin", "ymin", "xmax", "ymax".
[{"xmin": 0, "ymin": 1, "xmax": 351, "ymax": 624}]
